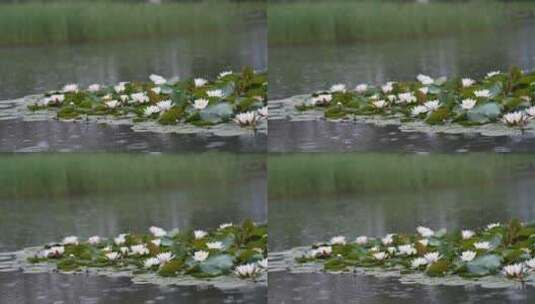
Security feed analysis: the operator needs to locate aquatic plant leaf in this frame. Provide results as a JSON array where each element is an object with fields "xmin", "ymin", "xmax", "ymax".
[
  {"xmin": 199, "ymin": 254, "xmax": 234, "ymax": 275},
  {"xmin": 466, "ymin": 103, "xmax": 502, "ymax": 123},
  {"xmin": 466, "ymin": 254, "xmax": 501, "ymax": 276},
  {"xmin": 199, "ymin": 103, "xmax": 233, "ymax": 123}
]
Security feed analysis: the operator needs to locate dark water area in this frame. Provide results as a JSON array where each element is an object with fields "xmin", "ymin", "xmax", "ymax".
[
  {"xmin": 268, "ymin": 119, "xmax": 535, "ymax": 153},
  {"xmin": 0, "ymin": 271, "xmax": 266, "ymax": 304},
  {"xmin": 0, "ymin": 119, "xmax": 266, "ymax": 153},
  {"xmin": 269, "ymin": 22, "xmax": 535, "ymax": 99}
]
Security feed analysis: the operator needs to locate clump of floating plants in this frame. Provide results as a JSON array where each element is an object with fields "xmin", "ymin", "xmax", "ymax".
[
  {"xmin": 297, "ymin": 67, "xmax": 535, "ymax": 128},
  {"xmin": 28, "ymin": 67, "xmax": 267, "ymax": 128},
  {"xmin": 297, "ymin": 219, "xmax": 535, "ymax": 282},
  {"xmin": 28, "ymin": 220, "xmax": 267, "ymax": 280}
]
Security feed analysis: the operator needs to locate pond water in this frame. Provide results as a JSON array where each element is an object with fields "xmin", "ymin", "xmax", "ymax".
[
  {"xmin": 268, "ymin": 153, "xmax": 535, "ymax": 303},
  {"xmin": 0, "ymin": 10, "xmax": 266, "ymax": 152},
  {"xmin": 269, "ymin": 21, "xmax": 535, "ymax": 99},
  {"xmin": 0, "ymin": 153, "xmax": 266, "ymax": 302}
]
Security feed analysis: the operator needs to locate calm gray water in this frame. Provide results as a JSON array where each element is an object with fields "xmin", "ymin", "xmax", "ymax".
[
  {"xmin": 269, "ymin": 22, "xmax": 535, "ymax": 99},
  {"xmin": 269, "ymin": 154, "xmax": 535, "ymax": 303},
  {"xmin": 0, "ymin": 154, "xmax": 266, "ymax": 303}
]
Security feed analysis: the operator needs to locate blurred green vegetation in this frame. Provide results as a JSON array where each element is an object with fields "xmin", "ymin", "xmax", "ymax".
[
  {"xmin": 268, "ymin": 153, "xmax": 535, "ymax": 199},
  {"xmin": 0, "ymin": 0, "xmax": 265, "ymax": 45},
  {"xmin": 0, "ymin": 153, "xmax": 265, "ymax": 198},
  {"xmin": 268, "ymin": 0, "xmax": 535, "ymax": 45}
]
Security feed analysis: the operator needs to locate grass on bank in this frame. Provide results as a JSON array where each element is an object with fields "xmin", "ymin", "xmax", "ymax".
[
  {"xmin": 268, "ymin": 0, "xmax": 535, "ymax": 45},
  {"xmin": 0, "ymin": 1, "xmax": 264, "ymax": 45}
]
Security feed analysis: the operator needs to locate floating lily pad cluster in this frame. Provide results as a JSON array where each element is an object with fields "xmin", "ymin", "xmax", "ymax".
[
  {"xmin": 297, "ymin": 219, "xmax": 535, "ymax": 281},
  {"xmin": 28, "ymin": 67, "xmax": 267, "ymax": 128},
  {"xmin": 28, "ymin": 220, "xmax": 267, "ymax": 280},
  {"xmin": 297, "ymin": 67, "xmax": 535, "ymax": 128}
]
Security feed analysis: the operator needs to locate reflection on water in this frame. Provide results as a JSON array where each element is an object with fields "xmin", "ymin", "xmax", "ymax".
[
  {"xmin": 0, "ymin": 119, "xmax": 266, "ymax": 153},
  {"xmin": 269, "ymin": 271, "xmax": 532, "ymax": 304},
  {"xmin": 0, "ymin": 272, "xmax": 266, "ymax": 304},
  {"xmin": 0, "ymin": 153, "xmax": 266, "ymax": 252},
  {"xmin": 0, "ymin": 17, "xmax": 266, "ymax": 101},
  {"xmin": 268, "ymin": 120, "xmax": 535, "ymax": 153},
  {"xmin": 269, "ymin": 22, "xmax": 535, "ymax": 99}
]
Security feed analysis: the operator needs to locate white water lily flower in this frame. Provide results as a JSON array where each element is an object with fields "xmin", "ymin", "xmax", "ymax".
[
  {"xmin": 106, "ymin": 252, "xmax": 121, "ymax": 261},
  {"xmin": 411, "ymin": 105, "xmax": 429, "ymax": 116},
  {"xmin": 88, "ymin": 236, "xmax": 101, "ymax": 245},
  {"xmin": 525, "ymin": 258, "xmax": 535, "ymax": 270},
  {"xmin": 373, "ymin": 252, "xmax": 388, "ymax": 261},
  {"xmin": 387, "ymin": 247, "xmax": 397, "ymax": 255},
  {"xmin": 314, "ymin": 246, "xmax": 332, "ymax": 258},
  {"xmin": 398, "ymin": 244, "xmax": 417, "ymax": 256},
  {"xmin": 526, "ymin": 106, "xmax": 535, "ymax": 117},
  {"xmin": 418, "ymin": 87, "xmax": 429, "ymax": 95},
  {"xmin": 114, "ymin": 234, "xmax": 127, "ymax": 246},
  {"xmin": 130, "ymin": 244, "xmax": 149, "ymax": 256},
  {"xmin": 382, "ymin": 234, "xmax": 394, "ymax": 245},
  {"xmin": 424, "ymin": 252, "xmax": 441, "ymax": 263},
  {"xmin": 151, "ymin": 87, "xmax": 161, "ymax": 95},
  {"xmin": 419, "ymin": 239, "xmax": 429, "ymax": 247},
  {"xmin": 257, "ymin": 258, "xmax": 268, "ymax": 269},
  {"xmin": 105, "ymin": 100, "xmax": 119, "ymax": 109},
  {"xmin": 417, "ymin": 74, "xmax": 434, "ymax": 85},
  {"xmin": 149, "ymin": 74, "xmax": 166, "ymax": 85},
  {"xmin": 219, "ymin": 71, "xmax": 233, "ymax": 78},
  {"xmin": 474, "ymin": 89, "xmax": 491, "ymax": 98},
  {"xmin": 156, "ymin": 100, "xmax": 172, "ymax": 111},
  {"xmin": 461, "ymin": 251, "xmax": 477, "ymax": 262},
  {"xmin": 62, "ymin": 236, "xmax": 79, "ymax": 245},
  {"xmin": 355, "ymin": 84, "xmax": 368, "ymax": 93},
  {"xmin": 461, "ymin": 99, "xmax": 477, "ymax": 110},
  {"xmin": 48, "ymin": 94, "xmax": 65, "ymax": 105},
  {"xmin": 130, "ymin": 92, "xmax": 150, "ymax": 104},
  {"xmin": 257, "ymin": 106, "xmax": 268, "ymax": 118},
  {"xmin": 417, "ymin": 226, "xmax": 435, "ymax": 238},
  {"xmin": 144, "ymin": 257, "xmax": 160, "ymax": 268},
  {"xmin": 62, "ymin": 83, "xmax": 79, "ymax": 93},
  {"xmin": 117, "ymin": 95, "xmax": 128, "ymax": 103},
  {"xmin": 372, "ymin": 100, "xmax": 387, "ymax": 109},
  {"xmin": 48, "ymin": 246, "xmax": 65, "ymax": 257},
  {"xmin": 330, "ymin": 236, "xmax": 347, "ymax": 245},
  {"xmin": 102, "ymin": 246, "xmax": 112, "ymax": 252},
  {"xmin": 151, "ymin": 239, "xmax": 161, "ymax": 247},
  {"xmin": 194, "ymin": 230, "xmax": 208, "ymax": 239},
  {"xmin": 156, "ymin": 252, "xmax": 174, "ymax": 264},
  {"xmin": 193, "ymin": 98, "xmax": 209, "ymax": 110},
  {"xmin": 424, "ymin": 100, "xmax": 440, "ymax": 111},
  {"xmin": 398, "ymin": 92, "xmax": 417, "ymax": 104},
  {"xmin": 144, "ymin": 105, "xmax": 160, "ymax": 116},
  {"xmin": 114, "ymin": 83, "xmax": 126, "ymax": 93},
  {"xmin": 311, "ymin": 94, "xmax": 332, "ymax": 106},
  {"xmin": 149, "ymin": 226, "xmax": 167, "ymax": 238},
  {"xmin": 503, "ymin": 263, "xmax": 526, "ymax": 279},
  {"xmin": 487, "ymin": 222, "xmax": 501, "ymax": 230},
  {"xmin": 355, "ymin": 236, "xmax": 368, "ymax": 245},
  {"xmin": 234, "ymin": 111, "xmax": 257, "ymax": 126},
  {"xmin": 462, "ymin": 78, "xmax": 475, "ymax": 87},
  {"xmin": 193, "ymin": 250, "xmax": 209, "ymax": 262},
  {"xmin": 474, "ymin": 241, "xmax": 491, "ymax": 250},
  {"xmin": 88, "ymin": 84, "xmax": 100, "ymax": 92},
  {"xmin": 387, "ymin": 95, "xmax": 397, "ymax": 102},
  {"xmin": 486, "ymin": 71, "xmax": 501, "ymax": 78},
  {"xmin": 382, "ymin": 82, "xmax": 394, "ymax": 93},
  {"xmin": 369, "ymin": 246, "xmax": 379, "ymax": 252},
  {"xmin": 462, "ymin": 230, "xmax": 475, "ymax": 240},
  {"xmin": 219, "ymin": 223, "xmax": 233, "ymax": 230},
  {"xmin": 206, "ymin": 241, "xmax": 224, "ymax": 250},
  {"xmin": 207, "ymin": 89, "xmax": 224, "ymax": 98},
  {"xmin": 330, "ymin": 84, "xmax": 346, "ymax": 93},
  {"xmin": 119, "ymin": 247, "xmax": 129, "ymax": 255},
  {"xmin": 194, "ymin": 78, "xmax": 208, "ymax": 87},
  {"xmin": 234, "ymin": 263, "xmax": 259, "ymax": 278},
  {"xmin": 502, "ymin": 112, "xmax": 528, "ymax": 126},
  {"xmin": 411, "ymin": 257, "xmax": 428, "ymax": 268}
]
